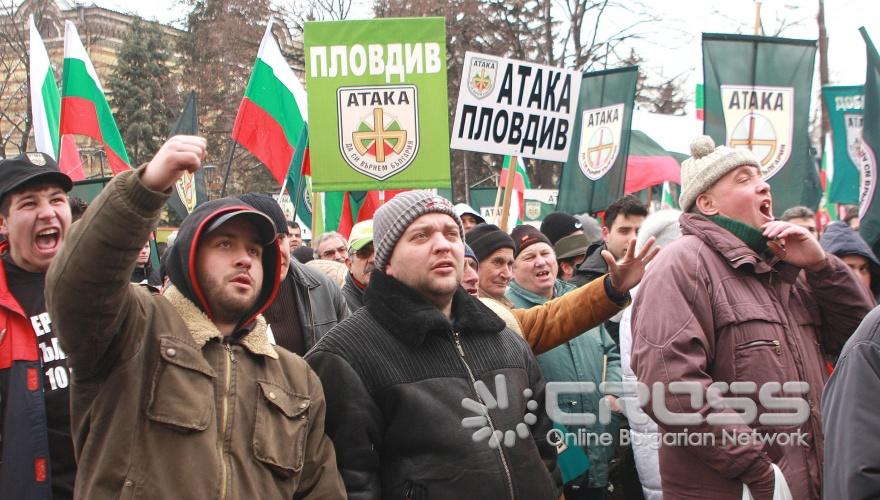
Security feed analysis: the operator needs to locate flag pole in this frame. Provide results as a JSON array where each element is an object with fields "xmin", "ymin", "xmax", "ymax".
[
  {"xmin": 491, "ymin": 159, "xmax": 504, "ymax": 224},
  {"xmin": 499, "ymin": 155, "xmax": 518, "ymax": 232},
  {"xmin": 277, "ymin": 175, "xmax": 289, "ymax": 200},
  {"xmin": 219, "ymin": 142, "xmax": 238, "ymax": 197}
]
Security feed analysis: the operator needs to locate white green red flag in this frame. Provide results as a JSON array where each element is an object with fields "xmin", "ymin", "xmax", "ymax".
[
  {"xmin": 60, "ymin": 21, "xmax": 129, "ymax": 175},
  {"xmin": 29, "ymin": 16, "xmax": 59, "ymax": 158},
  {"xmin": 499, "ymin": 155, "xmax": 530, "ymax": 225},
  {"xmin": 232, "ymin": 17, "xmax": 308, "ymax": 185}
]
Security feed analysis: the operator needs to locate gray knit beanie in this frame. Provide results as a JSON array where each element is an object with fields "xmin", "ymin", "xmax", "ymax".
[
  {"xmin": 373, "ymin": 191, "xmax": 463, "ymax": 271},
  {"xmin": 679, "ymin": 135, "xmax": 761, "ymax": 211}
]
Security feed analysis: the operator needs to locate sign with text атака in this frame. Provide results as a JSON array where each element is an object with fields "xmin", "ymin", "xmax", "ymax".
[
  {"xmin": 450, "ymin": 51, "xmax": 582, "ymax": 162},
  {"xmin": 304, "ymin": 18, "xmax": 450, "ymax": 191}
]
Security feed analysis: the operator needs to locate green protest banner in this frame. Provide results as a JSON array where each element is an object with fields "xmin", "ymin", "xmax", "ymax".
[
  {"xmin": 822, "ymin": 85, "xmax": 864, "ymax": 204},
  {"xmin": 557, "ymin": 66, "xmax": 638, "ymax": 214},
  {"xmin": 856, "ymin": 28, "xmax": 880, "ymax": 256},
  {"xmin": 703, "ymin": 33, "xmax": 819, "ymax": 213},
  {"xmin": 304, "ymin": 18, "xmax": 450, "ymax": 191}
]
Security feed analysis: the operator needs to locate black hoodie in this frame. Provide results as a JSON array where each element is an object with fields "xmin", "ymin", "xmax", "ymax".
[
  {"xmin": 820, "ymin": 221, "xmax": 880, "ymax": 299},
  {"xmin": 164, "ymin": 198, "xmax": 282, "ymax": 330}
]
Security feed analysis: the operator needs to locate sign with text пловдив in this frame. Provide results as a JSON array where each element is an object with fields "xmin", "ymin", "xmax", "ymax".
[
  {"xmin": 450, "ymin": 51, "xmax": 582, "ymax": 162},
  {"xmin": 304, "ymin": 18, "xmax": 450, "ymax": 191}
]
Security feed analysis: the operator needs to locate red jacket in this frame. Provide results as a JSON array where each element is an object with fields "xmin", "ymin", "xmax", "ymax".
[
  {"xmin": 631, "ymin": 214, "xmax": 873, "ymax": 500},
  {"xmin": 0, "ymin": 240, "xmax": 55, "ymax": 499}
]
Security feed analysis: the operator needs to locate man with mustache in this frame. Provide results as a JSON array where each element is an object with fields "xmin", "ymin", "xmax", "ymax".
[
  {"xmin": 342, "ymin": 219, "xmax": 374, "ymax": 311},
  {"xmin": 46, "ymin": 136, "xmax": 345, "ymax": 499}
]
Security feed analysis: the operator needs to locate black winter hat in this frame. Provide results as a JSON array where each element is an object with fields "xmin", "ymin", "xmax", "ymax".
[
  {"xmin": 511, "ymin": 225, "xmax": 552, "ymax": 258},
  {"xmin": 0, "ymin": 152, "xmax": 72, "ymax": 204},
  {"xmin": 540, "ymin": 212, "xmax": 583, "ymax": 245},
  {"xmin": 238, "ymin": 193, "xmax": 289, "ymax": 236},
  {"xmin": 466, "ymin": 223, "xmax": 514, "ymax": 262}
]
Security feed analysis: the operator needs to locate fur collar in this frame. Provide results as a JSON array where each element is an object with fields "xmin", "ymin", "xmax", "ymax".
[
  {"xmin": 364, "ymin": 270, "xmax": 506, "ymax": 347},
  {"xmin": 162, "ymin": 286, "xmax": 278, "ymax": 359}
]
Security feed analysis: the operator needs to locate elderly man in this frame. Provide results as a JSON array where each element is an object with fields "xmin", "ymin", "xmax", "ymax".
[
  {"xmin": 631, "ymin": 136, "xmax": 873, "ymax": 500},
  {"xmin": 46, "ymin": 136, "xmax": 345, "ymax": 499},
  {"xmin": 466, "ymin": 223, "xmax": 516, "ymax": 305},
  {"xmin": 342, "ymin": 219, "xmax": 374, "ymax": 311},
  {"xmin": 314, "ymin": 231, "xmax": 349, "ymax": 264},
  {"xmin": 307, "ymin": 191, "xmax": 560, "ymax": 499}
]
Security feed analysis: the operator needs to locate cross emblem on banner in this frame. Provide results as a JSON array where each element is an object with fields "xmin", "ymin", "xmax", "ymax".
[
  {"xmin": 587, "ymin": 128, "xmax": 615, "ymax": 167},
  {"xmin": 352, "ymin": 108, "xmax": 407, "ymax": 162},
  {"xmin": 472, "ymin": 70, "xmax": 491, "ymax": 92}
]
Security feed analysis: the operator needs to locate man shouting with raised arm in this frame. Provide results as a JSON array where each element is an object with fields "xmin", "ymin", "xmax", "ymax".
[{"xmin": 46, "ymin": 136, "xmax": 345, "ymax": 499}]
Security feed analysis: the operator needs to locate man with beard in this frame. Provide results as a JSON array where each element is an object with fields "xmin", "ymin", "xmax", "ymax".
[
  {"xmin": 0, "ymin": 153, "xmax": 74, "ymax": 499},
  {"xmin": 46, "ymin": 136, "xmax": 345, "ymax": 499}
]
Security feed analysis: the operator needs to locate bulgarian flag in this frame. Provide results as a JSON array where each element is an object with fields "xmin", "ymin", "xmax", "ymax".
[
  {"xmin": 499, "ymin": 155, "xmax": 530, "ymax": 225},
  {"xmin": 624, "ymin": 130, "xmax": 681, "ymax": 194},
  {"xmin": 695, "ymin": 83, "xmax": 704, "ymax": 121},
  {"xmin": 60, "ymin": 21, "xmax": 129, "ymax": 175},
  {"xmin": 232, "ymin": 17, "xmax": 308, "ymax": 185},
  {"xmin": 30, "ymin": 17, "xmax": 84, "ymax": 179}
]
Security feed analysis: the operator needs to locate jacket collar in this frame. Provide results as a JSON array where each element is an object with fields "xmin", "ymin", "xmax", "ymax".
[
  {"xmin": 507, "ymin": 278, "xmax": 573, "ymax": 306},
  {"xmin": 680, "ymin": 213, "xmax": 801, "ymax": 283},
  {"xmin": 578, "ymin": 241, "xmax": 608, "ymax": 274},
  {"xmin": 162, "ymin": 286, "xmax": 278, "ymax": 359},
  {"xmin": 0, "ymin": 243, "xmax": 26, "ymax": 317},
  {"xmin": 288, "ymin": 260, "xmax": 321, "ymax": 289},
  {"xmin": 364, "ymin": 269, "xmax": 505, "ymax": 348}
]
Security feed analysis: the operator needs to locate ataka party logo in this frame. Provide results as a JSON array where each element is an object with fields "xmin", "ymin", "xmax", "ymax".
[
  {"xmin": 467, "ymin": 56, "xmax": 497, "ymax": 99},
  {"xmin": 174, "ymin": 171, "xmax": 197, "ymax": 213},
  {"xmin": 577, "ymin": 104, "xmax": 624, "ymax": 180},
  {"xmin": 721, "ymin": 85, "xmax": 794, "ymax": 179},
  {"xmin": 338, "ymin": 85, "xmax": 419, "ymax": 181}
]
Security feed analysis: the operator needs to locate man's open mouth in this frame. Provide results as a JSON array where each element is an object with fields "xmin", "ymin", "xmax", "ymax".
[{"xmin": 35, "ymin": 228, "xmax": 60, "ymax": 250}]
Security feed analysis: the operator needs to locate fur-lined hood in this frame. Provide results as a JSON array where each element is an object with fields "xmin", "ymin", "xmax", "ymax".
[{"xmin": 163, "ymin": 285, "xmax": 278, "ymax": 359}]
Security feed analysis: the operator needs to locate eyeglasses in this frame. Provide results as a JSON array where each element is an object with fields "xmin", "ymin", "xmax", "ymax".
[
  {"xmin": 353, "ymin": 242, "xmax": 374, "ymax": 259},
  {"xmin": 321, "ymin": 246, "xmax": 347, "ymax": 259}
]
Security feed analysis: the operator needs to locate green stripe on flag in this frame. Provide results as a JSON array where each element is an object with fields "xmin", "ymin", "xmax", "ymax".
[
  {"xmin": 62, "ymin": 58, "xmax": 130, "ymax": 163},
  {"xmin": 41, "ymin": 71, "xmax": 61, "ymax": 157},
  {"xmin": 244, "ymin": 58, "xmax": 306, "ymax": 146}
]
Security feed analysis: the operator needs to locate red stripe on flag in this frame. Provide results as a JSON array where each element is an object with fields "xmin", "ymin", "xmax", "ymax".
[
  {"xmin": 58, "ymin": 134, "xmax": 85, "ymax": 181},
  {"xmin": 625, "ymin": 155, "xmax": 681, "ymax": 194},
  {"xmin": 60, "ymin": 97, "xmax": 129, "ymax": 175},
  {"xmin": 231, "ymin": 98, "xmax": 294, "ymax": 185}
]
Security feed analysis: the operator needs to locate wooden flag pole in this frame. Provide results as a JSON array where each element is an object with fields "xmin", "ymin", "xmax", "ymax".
[
  {"xmin": 499, "ymin": 155, "xmax": 518, "ymax": 232},
  {"xmin": 491, "ymin": 178, "xmax": 504, "ymax": 224},
  {"xmin": 311, "ymin": 191, "xmax": 320, "ymax": 239}
]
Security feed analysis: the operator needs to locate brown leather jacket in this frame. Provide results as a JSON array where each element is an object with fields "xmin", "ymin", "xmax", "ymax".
[
  {"xmin": 46, "ymin": 169, "xmax": 346, "ymax": 499},
  {"xmin": 631, "ymin": 213, "xmax": 872, "ymax": 500}
]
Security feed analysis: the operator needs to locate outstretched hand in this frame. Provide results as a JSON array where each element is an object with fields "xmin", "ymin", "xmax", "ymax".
[
  {"xmin": 141, "ymin": 135, "xmax": 207, "ymax": 193},
  {"xmin": 603, "ymin": 236, "xmax": 660, "ymax": 295},
  {"xmin": 761, "ymin": 220, "xmax": 827, "ymax": 272}
]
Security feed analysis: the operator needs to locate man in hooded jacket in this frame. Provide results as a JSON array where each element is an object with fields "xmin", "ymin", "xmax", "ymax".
[{"xmin": 46, "ymin": 136, "xmax": 345, "ymax": 499}]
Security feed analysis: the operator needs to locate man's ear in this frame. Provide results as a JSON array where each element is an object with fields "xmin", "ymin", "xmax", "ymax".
[
  {"xmin": 601, "ymin": 225, "xmax": 610, "ymax": 242},
  {"xmin": 0, "ymin": 214, "xmax": 8, "ymax": 237},
  {"xmin": 695, "ymin": 192, "xmax": 718, "ymax": 216}
]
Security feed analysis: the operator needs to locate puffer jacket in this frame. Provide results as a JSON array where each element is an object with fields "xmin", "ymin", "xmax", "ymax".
[
  {"xmin": 46, "ymin": 168, "xmax": 345, "ymax": 499},
  {"xmin": 631, "ymin": 213, "xmax": 873, "ymax": 500},
  {"xmin": 507, "ymin": 279, "xmax": 622, "ymax": 489},
  {"xmin": 306, "ymin": 269, "xmax": 560, "ymax": 499}
]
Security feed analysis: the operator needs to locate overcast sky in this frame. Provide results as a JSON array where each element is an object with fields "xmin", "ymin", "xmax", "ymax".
[{"xmin": 98, "ymin": 0, "xmax": 878, "ymax": 109}]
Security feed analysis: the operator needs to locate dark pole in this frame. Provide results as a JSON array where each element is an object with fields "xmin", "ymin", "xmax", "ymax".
[{"xmin": 219, "ymin": 142, "xmax": 237, "ymax": 198}]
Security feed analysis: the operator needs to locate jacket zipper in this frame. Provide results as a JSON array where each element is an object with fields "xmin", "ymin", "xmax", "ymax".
[
  {"xmin": 304, "ymin": 285, "xmax": 316, "ymax": 350},
  {"xmin": 451, "ymin": 330, "xmax": 516, "ymax": 500},
  {"xmin": 219, "ymin": 344, "xmax": 235, "ymax": 500},
  {"xmin": 735, "ymin": 339, "xmax": 782, "ymax": 355}
]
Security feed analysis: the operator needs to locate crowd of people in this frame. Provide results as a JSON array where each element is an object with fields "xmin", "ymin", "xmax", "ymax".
[{"xmin": 1, "ymin": 133, "xmax": 879, "ymax": 499}]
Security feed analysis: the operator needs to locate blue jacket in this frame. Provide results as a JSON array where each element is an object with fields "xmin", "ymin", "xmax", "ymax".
[{"xmin": 507, "ymin": 279, "xmax": 621, "ymax": 488}]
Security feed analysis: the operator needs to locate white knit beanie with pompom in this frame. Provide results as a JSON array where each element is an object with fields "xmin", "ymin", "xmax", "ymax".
[{"xmin": 678, "ymin": 135, "xmax": 761, "ymax": 211}]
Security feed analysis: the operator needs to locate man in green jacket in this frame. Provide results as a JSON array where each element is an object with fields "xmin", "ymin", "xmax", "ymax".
[
  {"xmin": 506, "ymin": 225, "xmax": 629, "ymax": 500},
  {"xmin": 46, "ymin": 136, "xmax": 345, "ymax": 499}
]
